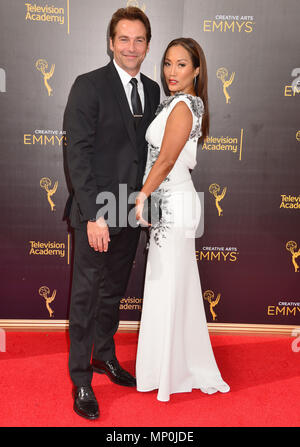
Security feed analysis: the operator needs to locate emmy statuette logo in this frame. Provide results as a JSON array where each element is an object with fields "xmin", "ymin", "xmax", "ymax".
[
  {"xmin": 40, "ymin": 177, "xmax": 58, "ymax": 211},
  {"xmin": 209, "ymin": 183, "xmax": 227, "ymax": 216},
  {"xmin": 36, "ymin": 59, "xmax": 55, "ymax": 96},
  {"xmin": 217, "ymin": 67, "xmax": 235, "ymax": 103},
  {"xmin": 204, "ymin": 290, "xmax": 221, "ymax": 321},
  {"xmin": 39, "ymin": 286, "xmax": 56, "ymax": 318},
  {"xmin": 286, "ymin": 241, "xmax": 300, "ymax": 272}
]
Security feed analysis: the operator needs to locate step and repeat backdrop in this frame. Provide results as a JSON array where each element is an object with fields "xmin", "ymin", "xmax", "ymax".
[{"xmin": 0, "ymin": 0, "xmax": 299, "ymax": 329}]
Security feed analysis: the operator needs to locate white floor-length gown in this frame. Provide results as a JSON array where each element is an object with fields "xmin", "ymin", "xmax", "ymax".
[{"xmin": 136, "ymin": 93, "xmax": 230, "ymax": 402}]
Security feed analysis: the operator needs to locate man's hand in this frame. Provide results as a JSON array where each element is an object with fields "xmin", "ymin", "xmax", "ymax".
[{"xmin": 87, "ymin": 217, "xmax": 110, "ymax": 252}]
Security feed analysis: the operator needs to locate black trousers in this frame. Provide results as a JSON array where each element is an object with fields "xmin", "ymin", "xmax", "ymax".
[{"xmin": 68, "ymin": 225, "xmax": 141, "ymax": 386}]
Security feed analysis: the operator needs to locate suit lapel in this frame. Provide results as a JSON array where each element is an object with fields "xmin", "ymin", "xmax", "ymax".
[{"xmin": 105, "ymin": 61, "xmax": 136, "ymax": 151}]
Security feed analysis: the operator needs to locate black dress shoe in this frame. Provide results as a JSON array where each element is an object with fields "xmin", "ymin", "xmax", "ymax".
[
  {"xmin": 92, "ymin": 358, "xmax": 136, "ymax": 387},
  {"xmin": 73, "ymin": 385, "xmax": 99, "ymax": 420}
]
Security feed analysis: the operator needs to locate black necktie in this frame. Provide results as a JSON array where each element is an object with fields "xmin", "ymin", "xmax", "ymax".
[{"xmin": 130, "ymin": 78, "xmax": 143, "ymax": 125}]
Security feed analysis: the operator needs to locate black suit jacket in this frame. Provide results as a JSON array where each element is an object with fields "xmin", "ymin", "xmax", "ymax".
[{"xmin": 64, "ymin": 61, "xmax": 160, "ymax": 233}]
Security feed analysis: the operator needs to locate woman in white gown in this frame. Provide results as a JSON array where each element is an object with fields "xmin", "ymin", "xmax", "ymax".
[{"xmin": 135, "ymin": 38, "xmax": 230, "ymax": 402}]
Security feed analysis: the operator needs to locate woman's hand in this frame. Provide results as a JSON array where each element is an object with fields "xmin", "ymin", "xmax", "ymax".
[
  {"xmin": 135, "ymin": 192, "xmax": 151, "ymax": 227},
  {"xmin": 87, "ymin": 217, "xmax": 110, "ymax": 252}
]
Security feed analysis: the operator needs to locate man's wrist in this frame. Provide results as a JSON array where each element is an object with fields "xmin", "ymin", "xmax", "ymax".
[{"xmin": 88, "ymin": 216, "xmax": 108, "ymax": 228}]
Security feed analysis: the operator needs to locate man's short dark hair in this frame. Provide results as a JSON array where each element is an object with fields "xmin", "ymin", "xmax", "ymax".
[{"xmin": 109, "ymin": 6, "xmax": 151, "ymax": 43}]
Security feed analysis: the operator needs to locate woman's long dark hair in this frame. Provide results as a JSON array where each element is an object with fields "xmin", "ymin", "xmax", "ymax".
[{"xmin": 162, "ymin": 38, "xmax": 209, "ymax": 140}]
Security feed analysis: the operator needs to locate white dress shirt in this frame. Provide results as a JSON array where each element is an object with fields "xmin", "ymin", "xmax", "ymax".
[{"xmin": 113, "ymin": 59, "xmax": 145, "ymax": 113}]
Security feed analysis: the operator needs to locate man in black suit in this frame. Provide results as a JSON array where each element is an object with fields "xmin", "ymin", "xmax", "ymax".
[{"xmin": 64, "ymin": 7, "xmax": 160, "ymax": 420}]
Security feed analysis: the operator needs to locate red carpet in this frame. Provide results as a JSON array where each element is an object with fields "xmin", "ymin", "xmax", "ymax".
[{"xmin": 0, "ymin": 332, "xmax": 299, "ymax": 427}]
